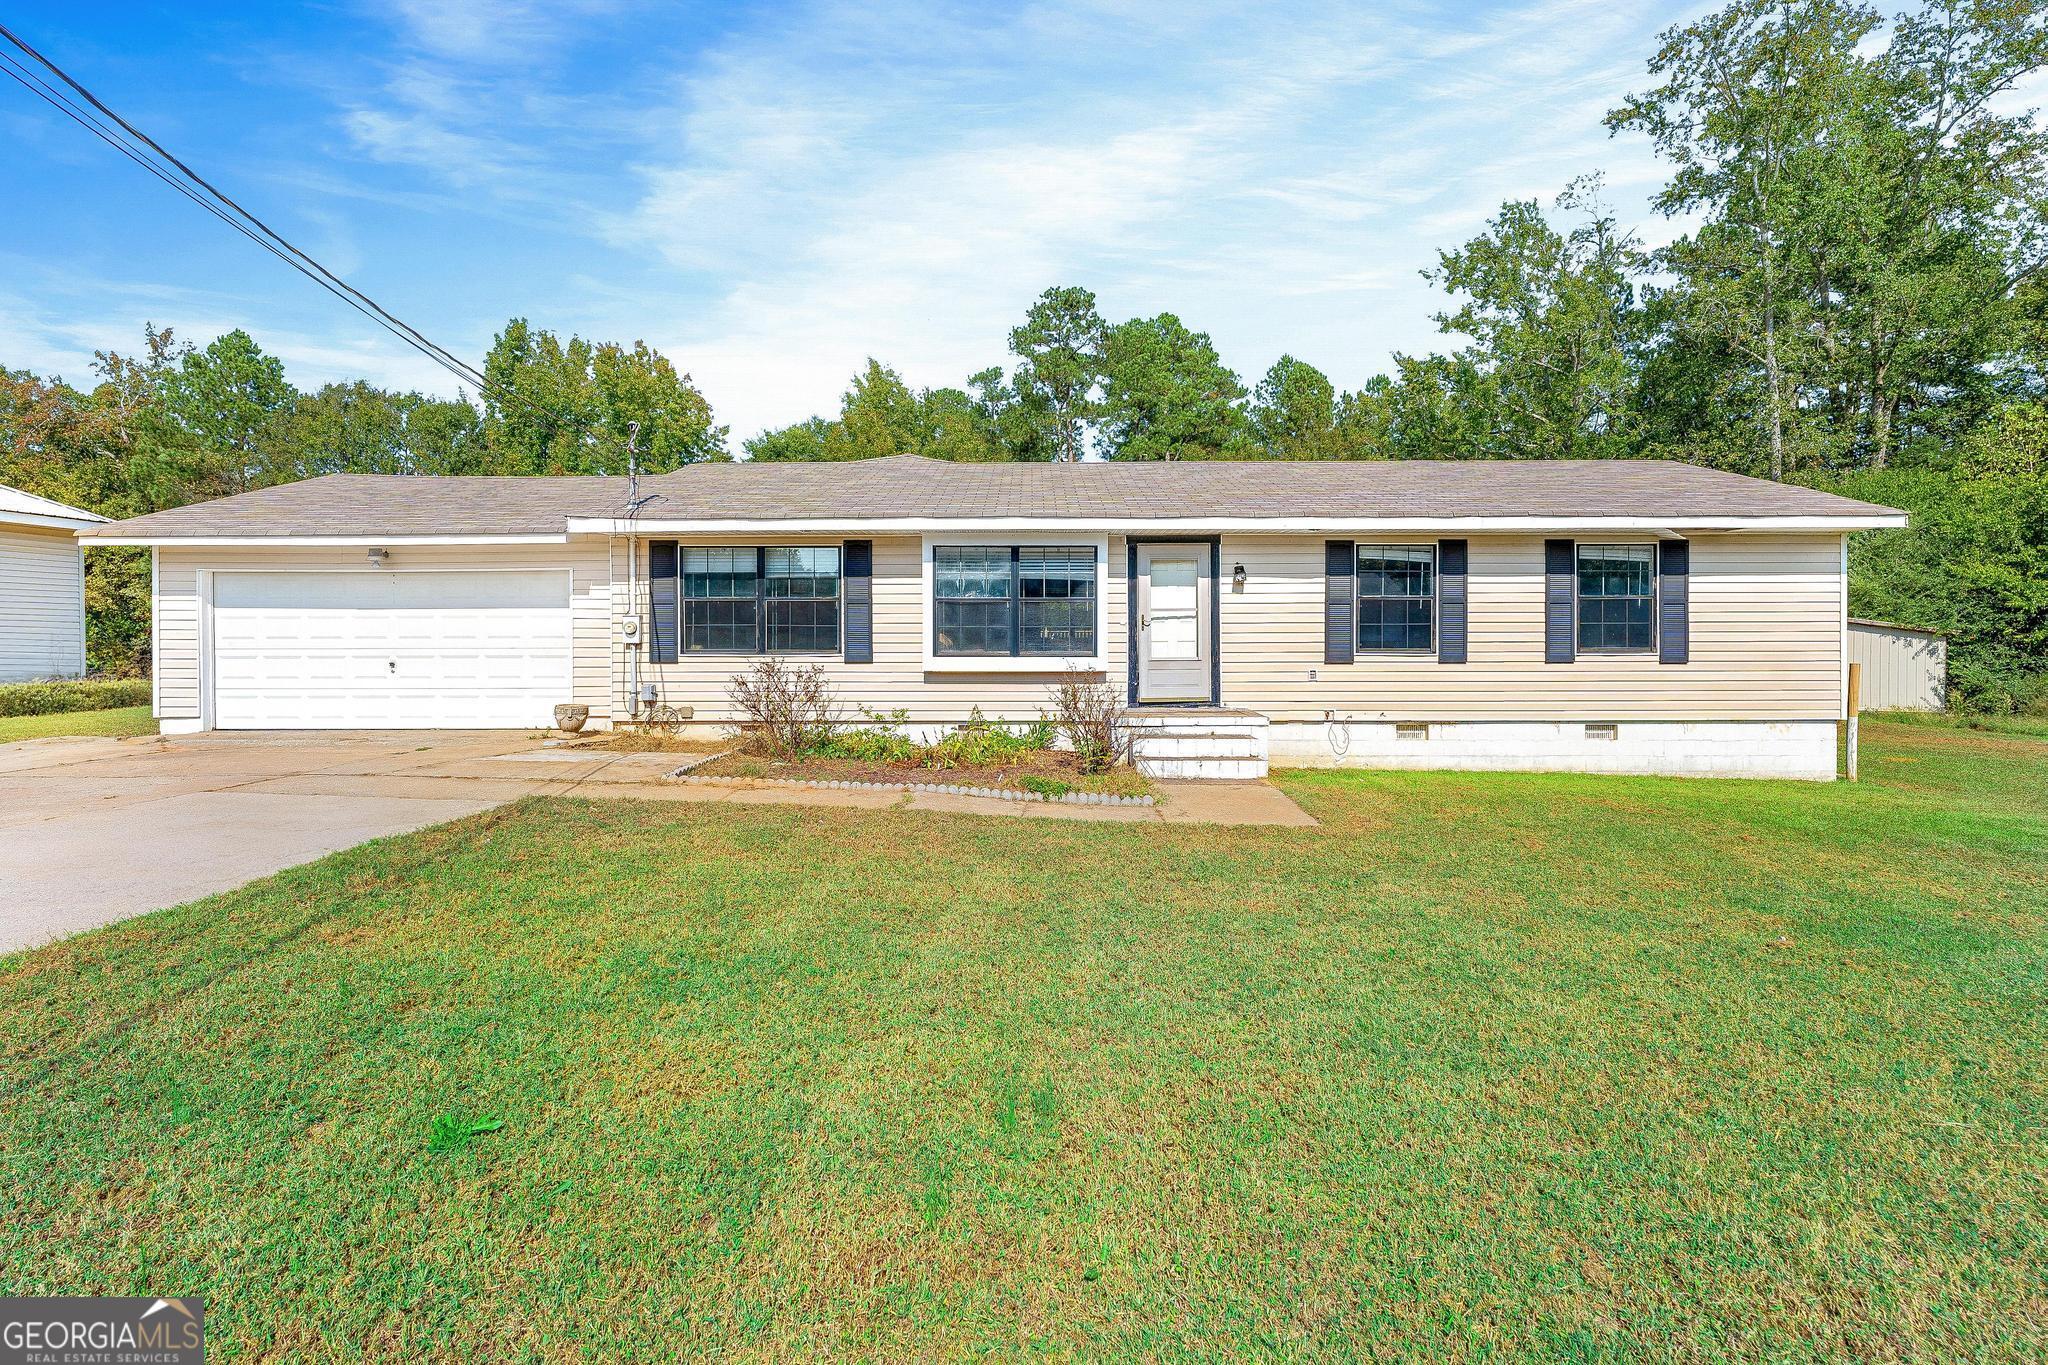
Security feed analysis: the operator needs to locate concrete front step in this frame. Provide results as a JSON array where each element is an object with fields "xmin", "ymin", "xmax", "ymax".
[
  {"xmin": 1135, "ymin": 754, "xmax": 1269, "ymax": 780},
  {"xmin": 1128, "ymin": 733, "xmax": 1267, "ymax": 760},
  {"xmin": 1117, "ymin": 708, "xmax": 1271, "ymax": 779},
  {"xmin": 1119, "ymin": 711, "xmax": 1267, "ymax": 731}
]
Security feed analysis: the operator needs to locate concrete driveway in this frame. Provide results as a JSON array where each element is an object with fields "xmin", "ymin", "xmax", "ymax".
[
  {"xmin": 0, "ymin": 731, "xmax": 674, "ymax": 954},
  {"xmin": 0, "ymin": 729, "xmax": 1314, "ymax": 955}
]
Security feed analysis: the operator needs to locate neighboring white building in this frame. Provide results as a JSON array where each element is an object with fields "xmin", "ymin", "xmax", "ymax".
[{"xmin": 0, "ymin": 483, "xmax": 104, "ymax": 683}]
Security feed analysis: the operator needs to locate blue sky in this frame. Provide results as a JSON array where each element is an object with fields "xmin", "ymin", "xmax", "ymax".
[{"xmin": 4, "ymin": 0, "xmax": 1702, "ymax": 443}]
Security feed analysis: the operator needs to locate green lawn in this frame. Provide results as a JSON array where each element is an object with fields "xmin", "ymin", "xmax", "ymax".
[
  {"xmin": 0, "ymin": 704, "xmax": 155, "ymax": 743},
  {"xmin": 2, "ymin": 719, "xmax": 2043, "ymax": 1360}
]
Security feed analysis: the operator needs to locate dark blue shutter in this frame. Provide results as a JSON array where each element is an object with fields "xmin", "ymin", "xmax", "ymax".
[
  {"xmin": 1544, "ymin": 539, "xmax": 1575, "ymax": 664},
  {"xmin": 842, "ymin": 540, "xmax": 873, "ymax": 663},
  {"xmin": 1658, "ymin": 539, "xmax": 1690, "ymax": 665},
  {"xmin": 649, "ymin": 540, "xmax": 679, "ymax": 664},
  {"xmin": 1324, "ymin": 540, "xmax": 1355, "ymax": 664},
  {"xmin": 1437, "ymin": 539, "xmax": 1468, "ymax": 664}
]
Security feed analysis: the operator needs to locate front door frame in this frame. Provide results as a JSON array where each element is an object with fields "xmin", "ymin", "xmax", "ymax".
[{"xmin": 1126, "ymin": 536, "xmax": 1221, "ymax": 706}]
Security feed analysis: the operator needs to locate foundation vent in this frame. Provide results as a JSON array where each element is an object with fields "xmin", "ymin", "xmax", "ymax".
[{"xmin": 1585, "ymin": 723, "xmax": 1619, "ymax": 741}]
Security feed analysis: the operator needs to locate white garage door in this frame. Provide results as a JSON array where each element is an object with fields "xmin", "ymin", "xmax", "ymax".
[{"xmin": 211, "ymin": 570, "xmax": 573, "ymax": 729}]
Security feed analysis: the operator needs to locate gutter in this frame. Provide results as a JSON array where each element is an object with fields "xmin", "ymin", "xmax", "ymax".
[
  {"xmin": 564, "ymin": 513, "xmax": 1910, "ymax": 535},
  {"xmin": 76, "ymin": 533, "xmax": 573, "ymax": 547}
]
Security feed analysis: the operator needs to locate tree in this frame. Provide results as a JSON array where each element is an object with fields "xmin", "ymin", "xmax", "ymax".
[
  {"xmin": 1422, "ymin": 178, "xmax": 1648, "ymax": 460},
  {"xmin": 1097, "ymin": 312, "xmax": 1248, "ymax": 459},
  {"xmin": 968, "ymin": 366, "xmax": 1044, "ymax": 460},
  {"xmin": 161, "ymin": 329, "xmax": 295, "ymax": 495},
  {"xmin": 745, "ymin": 360, "xmax": 1009, "ymax": 462},
  {"xmin": 482, "ymin": 319, "xmax": 726, "ymax": 474},
  {"xmin": 261, "ymin": 383, "xmax": 484, "ymax": 479},
  {"xmin": 1248, "ymin": 356, "xmax": 1339, "ymax": 458},
  {"xmin": 918, "ymin": 385, "xmax": 1007, "ymax": 461},
  {"xmin": 830, "ymin": 359, "xmax": 924, "ymax": 460},
  {"xmin": 1007, "ymin": 286, "xmax": 1104, "ymax": 461},
  {"xmin": 744, "ymin": 417, "xmax": 835, "ymax": 462},
  {"xmin": 1610, "ymin": 0, "xmax": 1877, "ymax": 478}
]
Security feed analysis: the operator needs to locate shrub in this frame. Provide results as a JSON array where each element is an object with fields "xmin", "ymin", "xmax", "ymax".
[
  {"xmin": 922, "ymin": 707, "xmax": 1057, "ymax": 769},
  {"xmin": 0, "ymin": 677, "xmax": 152, "ymax": 718},
  {"xmin": 1047, "ymin": 670, "xmax": 1130, "ymax": 773},
  {"xmin": 1818, "ymin": 467, "xmax": 2048, "ymax": 715},
  {"xmin": 816, "ymin": 709, "xmax": 921, "ymax": 763},
  {"xmin": 725, "ymin": 659, "xmax": 839, "ymax": 759}
]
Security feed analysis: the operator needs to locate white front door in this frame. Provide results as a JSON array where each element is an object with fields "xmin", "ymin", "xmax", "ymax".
[
  {"xmin": 210, "ymin": 569, "xmax": 573, "ymax": 729},
  {"xmin": 1136, "ymin": 544, "xmax": 1211, "ymax": 703}
]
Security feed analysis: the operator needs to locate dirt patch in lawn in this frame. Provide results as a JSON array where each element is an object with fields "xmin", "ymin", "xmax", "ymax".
[
  {"xmin": 695, "ymin": 748, "xmax": 1153, "ymax": 798},
  {"xmin": 561, "ymin": 731, "xmax": 733, "ymax": 754}
]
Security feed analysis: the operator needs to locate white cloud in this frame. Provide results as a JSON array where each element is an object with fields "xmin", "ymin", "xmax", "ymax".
[
  {"xmin": 10, "ymin": 0, "xmax": 1726, "ymax": 448},
  {"xmin": 603, "ymin": 0, "xmax": 1690, "ymax": 439},
  {"xmin": 373, "ymin": 0, "xmax": 625, "ymax": 63}
]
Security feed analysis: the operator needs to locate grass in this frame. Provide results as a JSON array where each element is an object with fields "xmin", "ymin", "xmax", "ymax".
[
  {"xmin": 0, "ymin": 704, "xmax": 156, "ymax": 743},
  {"xmin": 1, "ymin": 717, "xmax": 2043, "ymax": 1360}
]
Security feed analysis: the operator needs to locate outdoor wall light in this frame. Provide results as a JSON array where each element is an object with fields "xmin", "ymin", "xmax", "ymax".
[
  {"xmin": 367, "ymin": 547, "xmax": 389, "ymax": 567},
  {"xmin": 1231, "ymin": 562, "xmax": 1247, "ymax": 592}
]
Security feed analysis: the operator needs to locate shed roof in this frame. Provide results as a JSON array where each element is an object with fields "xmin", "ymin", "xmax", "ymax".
[{"xmin": 0, "ymin": 482, "xmax": 105, "ymax": 528}]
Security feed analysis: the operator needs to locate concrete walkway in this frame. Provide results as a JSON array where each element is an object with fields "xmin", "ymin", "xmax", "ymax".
[{"xmin": 0, "ymin": 730, "xmax": 1314, "ymax": 953}]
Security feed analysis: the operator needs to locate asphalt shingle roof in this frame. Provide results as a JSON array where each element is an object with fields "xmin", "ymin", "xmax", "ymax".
[{"xmin": 81, "ymin": 454, "xmax": 1901, "ymax": 539}]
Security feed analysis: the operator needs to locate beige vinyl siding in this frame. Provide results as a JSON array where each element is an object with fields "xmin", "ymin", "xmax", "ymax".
[
  {"xmin": 0, "ymin": 525, "xmax": 86, "ymax": 682},
  {"xmin": 1220, "ymin": 532, "xmax": 1845, "ymax": 722},
  {"xmin": 153, "ymin": 542, "xmax": 612, "ymax": 723},
  {"xmin": 623, "ymin": 535, "xmax": 1128, "ymax": 724},
  {"xmin": 147, "ymin": 528, "xmax": 1846, "ymax": 730}
]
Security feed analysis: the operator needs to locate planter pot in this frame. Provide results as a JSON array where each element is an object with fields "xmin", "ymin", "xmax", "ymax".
[{"xmin": 554, "ymin": 703, "xmax": 589, "ymax": 733}]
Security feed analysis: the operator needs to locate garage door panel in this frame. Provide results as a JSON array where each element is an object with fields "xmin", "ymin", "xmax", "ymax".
[{"xmin": 211, "ymin": 570, "xmax": 573, "ymax": 730}]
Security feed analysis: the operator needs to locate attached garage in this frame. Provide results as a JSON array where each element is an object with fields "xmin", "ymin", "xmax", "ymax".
[{"xmin": 209, "ymin": 569, "xmax": 573, "ymax": 729}]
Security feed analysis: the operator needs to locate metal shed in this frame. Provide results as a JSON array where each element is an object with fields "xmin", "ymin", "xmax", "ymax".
[{"xmin": 1849, "ymin": 619, "xmax": 1948, "ymax": 711}]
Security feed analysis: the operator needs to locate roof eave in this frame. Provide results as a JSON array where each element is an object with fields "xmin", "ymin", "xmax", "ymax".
[
  {"xmin": 4, "ymin": 510, "xmax": 107, "ymax": 532},
  {"xmin": 566, "ymin": 513, "xmax": 1909, "ymax": 535},
  {"xmin": 76, "ymin": 531, "xmax": 572, "ymax": 547}
]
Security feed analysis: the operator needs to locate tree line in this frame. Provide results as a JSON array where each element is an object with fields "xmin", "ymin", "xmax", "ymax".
[{"xmin": 3, "ymin": 0, "xmax": 2044, "ymax": 706}]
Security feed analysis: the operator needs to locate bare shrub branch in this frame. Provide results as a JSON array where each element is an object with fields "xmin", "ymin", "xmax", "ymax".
[
  {"xmin": 1047, "ymin": 669, "xmax": 1131, "ymax": 774},
  {"xmin": 726, "ymin": 659, "xmax": 839, "ymax": 759}
]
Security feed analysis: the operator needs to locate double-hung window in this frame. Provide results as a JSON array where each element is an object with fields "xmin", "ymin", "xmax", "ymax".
[
  {"xmin": 764, "ymin": 547, "xmax": 841, "ymax": 652},
  {"xmin": 1356, "ymin": 544, "xmax": 1436, "ymax": 652},
  {"xmin": 676, "ymin": 545, "xmax": 841, "ymax": 654},
  {"xmin": 1576, "ymin": 544, "xmax": 1655, "ymax": 652},
  {"xmin": 933, "ymin": 545, "xmax": 1097, "ymax": 657}
]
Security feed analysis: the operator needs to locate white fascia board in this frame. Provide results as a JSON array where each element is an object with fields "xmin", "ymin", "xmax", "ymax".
[
  {"xmin": 78, "ymin": 533, "xmax": 572, "ymax": 548},
  {"xmin": 568, "ymin": 513, "xmax": 1908, "ymax": 535},
  {"xmin": 3, "ymin": 510, "xmax": 106, "ymax": 532}
]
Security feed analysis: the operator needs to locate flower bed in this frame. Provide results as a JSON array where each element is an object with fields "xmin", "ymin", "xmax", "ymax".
[{"xmin": 680, "ymin": 749, "xmax": 1155, "ymax": 804}]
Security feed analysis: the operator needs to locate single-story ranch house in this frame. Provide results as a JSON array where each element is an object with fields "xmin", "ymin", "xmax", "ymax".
[
  {"xmin": 79, "ymin": 454, "xmax": 1905, "ymax": 779},
  {"xmin": 2, "ymin": 481, "xmax": 104, "ymax": 683}
]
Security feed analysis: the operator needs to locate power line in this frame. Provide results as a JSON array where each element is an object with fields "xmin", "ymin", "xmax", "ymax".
[
  {"xmin": 0, "ymin": 54, "xmax": 448, "ymax": 364},
  {"xmin": 0, "ymin": 23, "xmax": 548, "ymax": 417}
]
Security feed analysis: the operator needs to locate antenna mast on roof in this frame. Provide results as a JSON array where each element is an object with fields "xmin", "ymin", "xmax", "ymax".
[{"xmin": 626, "ymin": 421, "xmax": 641, "ymax": 512}]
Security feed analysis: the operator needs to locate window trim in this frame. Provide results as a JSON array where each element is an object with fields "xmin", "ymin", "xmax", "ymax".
[
  {"xmin": 666, "ymin": 542, "xmax": 844, "ymax": 657},
  {"xmin": 1573, "ymin": 541, "xmax": 1659, "ymax": 656},
  {"xmin": 1354, "ymin": 542, "xmax": 1439, "ymax": 655},
  {"xmin": 921, "ymin": 534, "xmax": 1110, "ymax": 673}
]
